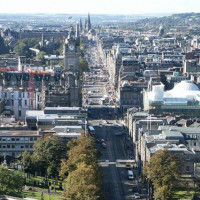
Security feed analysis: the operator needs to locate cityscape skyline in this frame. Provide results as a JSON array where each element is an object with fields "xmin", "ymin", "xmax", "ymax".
[{"xmin": 1, "ymin": 0, "xmax": 200, "ymax": 15}]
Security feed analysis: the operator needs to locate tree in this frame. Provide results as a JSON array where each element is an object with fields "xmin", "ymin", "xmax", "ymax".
[
  {"xmin": 0, "ymin": 167, "xmax": 23, "ymax": 193},
  {"xmin": 0, "ymin": 36, "xmax": 9, "ymax": 55},
  {"xmin": 63, "ymin": 163, "xmax": 101, "ymax": 200},
  {"xmin": 37, "ymin": 51, "xmax": 46, "ymax": 64},
  {"xmin": 33, "ymin": 135, "xmax": 66, "ymax": 178},
  {"xmin": 79, "ymin": 57, "xmax": 89, "ymax": 77},
  {"xmin": 21, "ymin": 151, "xmax": 34, "ymax": 176},
  {"xmin": 60, "ymin": 133, "xmax": 103, "ymax": 200},
  {"xmin": 144, "ymin": 148, "xmax": 180, "ymax": 200}
]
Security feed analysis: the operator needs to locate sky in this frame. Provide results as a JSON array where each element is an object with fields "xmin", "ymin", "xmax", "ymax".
[{"xmin": 0, "ymin": 0, "xmax": 200, "ymax": 15}]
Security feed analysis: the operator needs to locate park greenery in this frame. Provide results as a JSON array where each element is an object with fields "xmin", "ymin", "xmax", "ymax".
[
  {"xmin": 60, "ymin": 133, "xmax": 103, "ymax": 200},
  {"xmin": 13, "ymin": 38, "xmax": 62, "ymax": 58},
  {"xmin": 144, "ymin": 148, "xmax": 180, "ymax": 200},
  {"xmin": 22, "ymin": 135, "xmax": 66, "ymax": 179},
  {"xmin": 0, "ymin": 35, "xmax": 9, "ymax": 55},
  {"xmin": 0, "ymin": 167, "xmax": 24, "ymax": 194}
]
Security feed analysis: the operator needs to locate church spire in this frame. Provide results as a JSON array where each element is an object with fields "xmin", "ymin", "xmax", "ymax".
[
  {"xmin": 80, "ymin": 18, "xmax": 83, "ymax": 32},
  {"xmin": 87, "ymin": 13, "xmax": 91, "ymax": 31}
]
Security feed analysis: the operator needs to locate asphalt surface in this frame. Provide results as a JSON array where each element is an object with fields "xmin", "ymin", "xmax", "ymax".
[{"xmin": 83, "ymin": 42, "xmax": 148, "ymax": 200}]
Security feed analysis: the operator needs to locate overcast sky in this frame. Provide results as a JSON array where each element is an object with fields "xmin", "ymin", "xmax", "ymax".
[{"xmin": 1, "ymin": 0, "xmax": 200, "ymax": 14}]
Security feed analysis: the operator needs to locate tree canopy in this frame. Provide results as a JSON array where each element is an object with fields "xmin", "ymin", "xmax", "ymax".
[
  {"xmin": 0, "ymin": 167, "xmax": 24, "ymax": 193},
  {"xmin": 60, "ymin": 133, "xmax": 103, "ymax": 200},
  {"xmin": 144, "ymin": 148, "xmax": 180, "ymax": 200},
  {"xmin": 0, "ymin": 36, "xmax": 9, "ymax": 55}
]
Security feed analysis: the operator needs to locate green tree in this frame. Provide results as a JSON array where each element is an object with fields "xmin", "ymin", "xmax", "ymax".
[
  {"xmin": 0, "ymin": 167, "xmax": 23, "ymax": 193},
  {"xmin": 37, "ymin": 51, "xmax": 46, "ymax": 64},
  {"xmin": 33, "ymin": 135, "xmax": 66, "ymax": 178},
  {"xmin": 79, "ymin": 57, "xmax": 89, "ymax": 77},
  {"xmin": 21, "ymin": 151, "xmax": 34, "ymax": 175},
  {"xmin": 144, "ymin": 148, "xmax": 180, "ymax": 200},
  {"xmin": 14, "ymin": 38, "xmax": 39, "ymax": 58},
  {"xmin": 0, "ymin": 36, "xmax": 9, "ymax": 55}
]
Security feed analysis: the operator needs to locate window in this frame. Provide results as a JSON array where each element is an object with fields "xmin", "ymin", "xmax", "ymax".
[
  {"xmin": 16, "ymin": 138, "xmax": 19, "ymax": 141},
  {"xmin": 7, "ymin": 145, "xmax": 10, "ymax": 148},
  {"xmin": 186, "ymin": 166, "xmax": 190, "ymax": 172},
  {"xmin": 34, "ymin": 138, "xmax": 37, "ymax": 141},
  {"xmin": 25, "ymin": 100, "xmax": 27, "ymax": 106},
  {"xmin": 30, "ymin": 145, "xmax": 33, "ymax": 148},
  {"xmin": 11, "ymin": 138, "xmax": 15, "ymax": 141},
  {"xmin": 23, "ymin": 93, "xmax": 24, "ymax": 98},
  {"xmin": 3, "ymin": 146, "xmax": 6, "ymax": 149},
  {"xmin": 194, "ymin": 142, "xmax": 196, "ymax": 146},
  {"xmin": 19, "ymin": 100, "xmax": 22, "ymax": 106},
  {"xmin": 30, "ymin": 138, "xmax": 33, "ymax": 141},
  {"xmin": 12, "ymin": 145, "xmax": 15, "ymax": 148},
  {"xmin": 25, "ymin": 145, "xmax": 28, "ymax": 148},
  {"xmin": 21, "ymin": 146, "xmax": 24, "ymax": 149}
]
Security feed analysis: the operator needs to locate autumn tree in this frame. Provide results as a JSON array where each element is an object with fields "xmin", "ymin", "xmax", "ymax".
[
  {"xmin": 63, "ymin": 163, "xmax": 101, "ymax": 200},
  {"xmin": 60, "ymin": 133, "xmax": 103, "ymax": 200},
  {"xmin": 144, "ymin": 148, "xmax": 180, "ymax": 200}
]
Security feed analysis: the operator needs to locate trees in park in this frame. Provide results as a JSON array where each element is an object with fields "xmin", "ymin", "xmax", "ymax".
[
  {"xmin": 60, "ymin": 133, "xmax": 102, "ymax": 200},
  {"xmin": 0, "ymin": 36, "xmax": 9, "ymax": 55},
  {"xmin": 22, "ymin": 135, "xmax": 66, "ymax": 179},
  {"xmin": 0, "ymin": 167, "xmax": 23, "ymax": 193},
  {"xmin": 79, "ymin": 57, "xmax": 89, "ymax": 77},
  {"xmin": 144, "ymin": 148, "xmax": 180, "ymax": 200}
]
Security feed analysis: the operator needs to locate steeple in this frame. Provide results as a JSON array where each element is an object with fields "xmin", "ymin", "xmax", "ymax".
[
  {"xmin": 68, "ymin": 26, "xmax": 75, "ymax": 40},
  {"xmin": 85, "ymin": 19, "xmax": 87, "ymax": 30},
  {"xmin": 87, "ymin": 13, "xmax": 91, "ymax": 31},
  {"xmin": 75, "ymin": 24, "xmax": 80, "ymax": 39},
  {"xmin": 80, "ymin": 18, "xmax": 83, "ymax": 32}
]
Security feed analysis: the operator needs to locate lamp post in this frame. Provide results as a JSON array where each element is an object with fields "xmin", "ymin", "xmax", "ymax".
[{"xmin": 85, "ymin": 117, "xmax": 87, "ymax": 136}]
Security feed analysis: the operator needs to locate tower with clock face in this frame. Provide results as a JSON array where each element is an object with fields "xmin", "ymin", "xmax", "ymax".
[
  {"xmin": 63, "ymin": 28, "xmax": 81, "ymax": 73},
  {"xmin": 63, "ymin": 27, "xmax": 82, "ymax": 107}
]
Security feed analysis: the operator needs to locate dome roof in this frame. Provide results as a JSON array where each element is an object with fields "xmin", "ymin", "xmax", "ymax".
[{"xmin": 172, "ymin": 80, "xmax": 199, "ymax": 92}]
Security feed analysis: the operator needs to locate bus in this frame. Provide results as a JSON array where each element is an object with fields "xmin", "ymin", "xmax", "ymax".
[{"xmin": 88, "ymin": 126, "xmax": 95, "ymax": 135}]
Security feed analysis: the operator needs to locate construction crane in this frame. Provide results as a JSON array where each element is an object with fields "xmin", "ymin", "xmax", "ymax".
[
  {"xmin": 28, "ymin": 70, "xmax": 54, "ymax": 110},
  {"xmin": 0, "ymin": 67, "xmax": 55, "ymax": 110}
]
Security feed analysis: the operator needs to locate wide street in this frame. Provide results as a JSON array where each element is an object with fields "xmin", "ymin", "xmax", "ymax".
[{"xmin": 83, "ymin": 41, "xmax": 148, "ymax": 200}]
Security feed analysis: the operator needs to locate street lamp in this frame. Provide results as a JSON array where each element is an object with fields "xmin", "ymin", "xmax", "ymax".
[{"xmin": 85, "ymin": 117, "xmax": 87, "ymax": 136}]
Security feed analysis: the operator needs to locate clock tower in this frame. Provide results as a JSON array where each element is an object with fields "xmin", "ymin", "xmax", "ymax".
[{"xmin": 63, "ymin": 27, "xmax": 81, "ymax": 73}]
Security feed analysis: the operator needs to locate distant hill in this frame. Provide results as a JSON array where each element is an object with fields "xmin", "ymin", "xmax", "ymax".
[{"xmin": 131, "ymin": 12, "xmax": 200, "ymax": 32}]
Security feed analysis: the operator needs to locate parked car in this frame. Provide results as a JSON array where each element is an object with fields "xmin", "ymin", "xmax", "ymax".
[
  {"xmin": 132, "ymin": 185, "xmax": 138, "ymax": 192},
  {"xmin": 114, "ymin": 123, "xmax": 119, "ymax": 127},
  {"xmin": 101, "ymin": 139, "xmax": 105, "ymax": 143},
  {"xmin": 102, "ymin": 142, "xmax": 107, "ymax": 148},
  {"xmin": 95, "ymin": 139, "xmax": 100, "ymax": 143},
  {"xmin": 133, "ymin": 193, "xmax": 140, "ymax": 199}
]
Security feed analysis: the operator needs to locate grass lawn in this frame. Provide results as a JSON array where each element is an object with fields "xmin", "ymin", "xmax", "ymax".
[
  {"xmin": 23, "ymin": 190, "xmax": 62, "ymax": 200},
  {"xmin": 172, "ymin": 187, "xmax": 200, "ymax": 200}
]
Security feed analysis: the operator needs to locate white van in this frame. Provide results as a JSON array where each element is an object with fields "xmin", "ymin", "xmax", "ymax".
[{"xmin": 128, "ymin": 170, "xmax": 134, "ymax": 180}]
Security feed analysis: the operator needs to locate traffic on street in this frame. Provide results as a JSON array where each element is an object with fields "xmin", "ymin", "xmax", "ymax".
[{"xmin": 83, "ymin": 41, "xmax": 148, "ymax": 200}]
